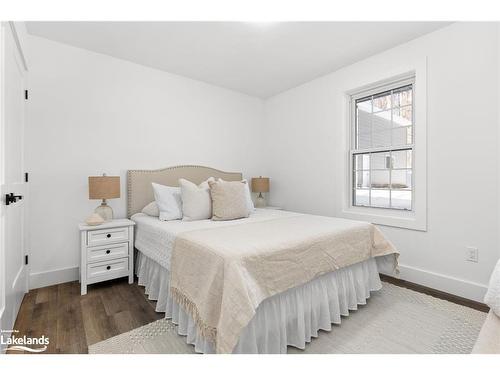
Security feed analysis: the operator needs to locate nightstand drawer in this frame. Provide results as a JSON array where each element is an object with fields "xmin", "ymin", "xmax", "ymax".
[
  {"xmin": 87, "ymin": 242, "xmax": 129, "ymax": 263},
  {"xmin": 87, "ymin": 227, "xmax": 129, "ymax": 246},
  {"xmin": 87, "ymin": 258, "xmax": 129, "ymax": 282}
]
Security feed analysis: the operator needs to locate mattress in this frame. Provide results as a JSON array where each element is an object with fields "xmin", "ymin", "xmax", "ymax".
[{"xmin": 132, "ymin": 208, "xmax": 302, "ymax": 270}]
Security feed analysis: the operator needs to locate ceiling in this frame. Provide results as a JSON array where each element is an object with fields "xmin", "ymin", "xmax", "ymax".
[{"xmin": 26, "ymin": 22, "xmax": 450, "ymax": 98}]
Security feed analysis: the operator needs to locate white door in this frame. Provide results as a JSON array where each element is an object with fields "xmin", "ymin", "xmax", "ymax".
[{"xmin": 0, "ymin": 22, "xmax": 28, "ymax": 350}]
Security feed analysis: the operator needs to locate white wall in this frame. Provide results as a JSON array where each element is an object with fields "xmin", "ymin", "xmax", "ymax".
[
  {"xmin": 264, "ymin": 22, "xmax": 499, "ymax": 302},
  {"xmin": 26, "ymin": 35, "xmax": 265, "ymax": 288},
  {"xmin": 26, "ymin": 23, "xmax": 500, "ymax": 302}
]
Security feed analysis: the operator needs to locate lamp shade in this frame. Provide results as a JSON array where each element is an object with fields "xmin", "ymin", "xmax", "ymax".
[
  {"xmin": 88, "ymin": 176, "xmax": 120, "ymax": 200},
  {"xmin": 251, "ymin": 177, "xmax": 270, "ymax": 193}
]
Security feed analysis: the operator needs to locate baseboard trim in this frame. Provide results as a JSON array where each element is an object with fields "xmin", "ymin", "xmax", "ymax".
[
  {"xmin": 382, "ymin": 264, "xmax": 488, "ymax": 304},
  {"xmin": 29, "ymin": 266, "xmax": 79, "ymax": 290},
  {"xmin": 27, "ymin": 263, "xmax": 489, "ymax": 303},
  {"xmin": 380, "ymin": 274, "xmax": 489, "ymax": 312}
]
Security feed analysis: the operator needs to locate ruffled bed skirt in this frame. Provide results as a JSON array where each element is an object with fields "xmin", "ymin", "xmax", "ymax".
[{"xmin": 135, "ymin": 251, "xmax": 392, "ymax": 354}]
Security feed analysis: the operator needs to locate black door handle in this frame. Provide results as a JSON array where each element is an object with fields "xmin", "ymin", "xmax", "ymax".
[{"xmin": 5, "ymin": 193, "xmax": 23, "ymax": 205}]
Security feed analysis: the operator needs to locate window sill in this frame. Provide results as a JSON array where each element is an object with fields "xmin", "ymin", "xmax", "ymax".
[{"xmin": 341, "ymin": 206, "xmax": 427, "ymax": 231}]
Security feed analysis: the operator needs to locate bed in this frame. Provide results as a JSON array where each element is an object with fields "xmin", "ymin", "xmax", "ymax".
[{"xmin": 128, "ymin": 165, "xmax": 399, "ymax": 354}]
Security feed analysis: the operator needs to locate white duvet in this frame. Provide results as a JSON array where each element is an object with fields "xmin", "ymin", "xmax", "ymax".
[{"xmin": 131, "ymin": 208, "xmax": 301, "ymax": 270}]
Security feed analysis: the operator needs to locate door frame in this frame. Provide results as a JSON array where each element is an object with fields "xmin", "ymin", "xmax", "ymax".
[{"xmin": 0, "ymin": 21, "xmax": 29, "ymax": 352}]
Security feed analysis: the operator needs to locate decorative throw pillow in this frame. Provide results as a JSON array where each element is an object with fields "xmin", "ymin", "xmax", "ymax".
[
  {"xmin": 209, "ymin": 180, "xmax": 251, "ymax": 221},
  {"xmin": 217, "ymin": 178, "xmax": 255, "ymax": 213},
  {"xmin": 179, "ymin": 178, "xmax": 215, "ymax": 221},
  {"xmin": 152, "ymin": 183, "xmax": 182, "ymax": 221},
  {"xmin": 141, "ymin": 201, "xmax": 159, "ymax": 217}
]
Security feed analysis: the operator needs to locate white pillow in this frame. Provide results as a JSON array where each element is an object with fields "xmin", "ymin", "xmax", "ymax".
[
  {"xmin": 242, "ymin": 179, "xmax": 255, "ymax": 212},
  {"xmin": 152, "ymin": 183, "xmax": 182, "ymax": 221},
  {"xmin": 179, "ymin": 177, "xmax": 214, "ymax": 221},
  {"xmin": 217, "ymin": 178, "xmax": 254, "ymax": 213},
  {"xmin": 141, "ymin": 201, "xmax": 159, "ymax": 217}
]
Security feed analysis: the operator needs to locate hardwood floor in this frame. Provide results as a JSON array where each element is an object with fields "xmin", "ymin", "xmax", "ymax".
[
  {"xmin": 380, "ymin": 274, "xmax": 489, "ymax": 313},
  {"xmin": 8, "ymin": 278, "xmax": 163, "ymax": 354},
  {"xmin": 9, "ymin": 275, "xmax": 488, "ymax": 354}
]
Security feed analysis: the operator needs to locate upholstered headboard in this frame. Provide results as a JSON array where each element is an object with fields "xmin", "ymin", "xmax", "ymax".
[{"xmin": 127, "ymin": 165, "xmax": 243, "ymax": 217}]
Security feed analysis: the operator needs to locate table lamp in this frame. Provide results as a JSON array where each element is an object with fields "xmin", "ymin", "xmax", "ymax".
[
  {"xmin": 88, "ymin": 174, "xmax": 120, "ymax": 221},
  {"xmin": 251, "ymin": 176, "xmax": 269, "ymax": 208}
]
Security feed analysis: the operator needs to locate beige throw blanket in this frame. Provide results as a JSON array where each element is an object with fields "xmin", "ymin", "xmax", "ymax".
[{"xmin": 169, "ymin": 214, "xmax": 398, "ymax": 353}]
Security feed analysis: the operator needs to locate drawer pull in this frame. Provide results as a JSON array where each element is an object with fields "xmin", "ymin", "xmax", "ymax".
[
  {"xmin": 106, "ymin": 250, "xmax": 111, "ymax": 254},
  {"xmin": 106, "ymin": 234, "xmax": 111, "ymax": 238},
  {"xmin": 106, "ymin": 266, "xmax": 111, "ymax": 270}
]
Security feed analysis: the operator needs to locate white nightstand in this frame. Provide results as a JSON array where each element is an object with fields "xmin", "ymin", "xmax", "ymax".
[{"xmin": 79, "ymin": 219, "xmax": 135, "ymax": 295}]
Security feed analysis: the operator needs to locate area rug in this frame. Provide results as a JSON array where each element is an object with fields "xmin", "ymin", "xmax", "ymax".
[{"xmin": 88, "ymin": 282, "xmax": 486, "ymax": 354}]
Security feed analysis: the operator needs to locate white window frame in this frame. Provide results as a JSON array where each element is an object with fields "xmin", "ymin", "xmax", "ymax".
[
  {"xmin": 342, "ymin": 66, "xmax": 427, "ymax": 231},
  {"xmin": 351, "ymin": 77, "xmax": 415, "ymax": 211}
]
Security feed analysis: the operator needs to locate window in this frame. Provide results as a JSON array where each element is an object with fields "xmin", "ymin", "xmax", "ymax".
[{"xmin": 351, "ymin": 78, "xmax": 414, "ymax": 211}]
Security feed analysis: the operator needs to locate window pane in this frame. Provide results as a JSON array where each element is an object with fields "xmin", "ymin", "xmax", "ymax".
[
  {"xmin": 392, "ymin": 149, "xmax": 412, "ymax": 169},
  {"xmin": 371, "ymin": 190, "xmax": 390, "ymax": 208},
  {"xmin": 372, "ymin": 110, "xmax": 392, "ymax": 133},
  {"xmin": 372, "ymin": 129, "xmax": 391, "ymax": 147},
  {"xmin": 391, "ymin": 169, "xmax": 412, "ymax": 189},
  {"xmin": 392, "ymin": 126, "xmax": 412, "ymax": 146},
  {"xmin": 393, "ymin": 105, "xmax": 412, "ymax": 127},
  {"xmin": 354, "ymin": 154, "xmax": 370, "ymax": 170},
  {"xmin": 393, "ymin": 86, "xmax": 412, "ymax": 107},
  {"xmin": 371, "ymin": 152, "xmax": 390, "ymax": 170},
  {"xmin": 373, "ymin": 91, "xmax": 391, "ymax": 112},
  {"xmin": 371, "ymin": 170, "xmax": 390, "ymax": 189},
  {"xmin": 356, "ymin": 97, "xmax": 372, "ymax": 113},
  {"xmin": 357, "ymin": 132, "xmax": 371, "ymax": 149},
  {"xmin": 356, "ymin": 99, "xmax": 371, "ymax": 149},
  {"xmin": 354, "ymin": 189, "xmax": 370, "ymax": 206},
  {"xmin": 391, "ymin": 190, "xmax": 412, "ymax": 210},
  {"xmin": 354, "ymin": 171, "xmax": 370, "ymax": 189}
]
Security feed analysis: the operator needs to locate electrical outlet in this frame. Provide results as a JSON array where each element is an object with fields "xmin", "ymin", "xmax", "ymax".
[{"xmin": 466, "ymin": 247, "xmax": 479, "ymax": 263}]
